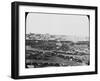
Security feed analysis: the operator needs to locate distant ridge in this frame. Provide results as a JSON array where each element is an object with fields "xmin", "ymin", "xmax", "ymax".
[{"xmin": 26, "ymin": 33, "xmax": 89, "ymax": 42}]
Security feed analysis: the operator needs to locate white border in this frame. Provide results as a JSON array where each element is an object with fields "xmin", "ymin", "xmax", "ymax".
[{"xmin": 19, "ymin": 5, "xmax": 95, "ymax": 76}]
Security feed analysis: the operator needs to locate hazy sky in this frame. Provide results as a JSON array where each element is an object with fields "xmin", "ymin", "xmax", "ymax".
[{"xmin": 26, "ymin": 13, "xmax": 89, "ymax": 37}]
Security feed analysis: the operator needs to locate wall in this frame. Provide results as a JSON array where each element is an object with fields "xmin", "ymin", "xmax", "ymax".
[{"xmin": 0, "ymin": 0, "xmax": 99, "ymax": 81}]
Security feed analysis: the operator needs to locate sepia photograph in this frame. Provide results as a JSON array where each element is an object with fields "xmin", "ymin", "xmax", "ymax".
[{"xmin": 25, "ymin": 12, "xmax": 90, "ymax": 68}]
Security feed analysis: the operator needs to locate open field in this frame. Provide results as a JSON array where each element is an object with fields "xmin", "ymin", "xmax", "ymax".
[{"xmin": 25, "ymin": 39, "xmax": 90, "ymax": 68}]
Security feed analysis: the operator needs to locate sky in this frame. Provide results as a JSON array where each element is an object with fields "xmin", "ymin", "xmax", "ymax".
[{"xmin": 26, "ymin": 12, "xmax": 89, "ymax": 37}]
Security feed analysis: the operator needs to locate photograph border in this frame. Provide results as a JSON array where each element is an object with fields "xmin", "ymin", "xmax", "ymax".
[{"xmin": 11, "ymin": 1, "xmax": 98, "ymax": 79}]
